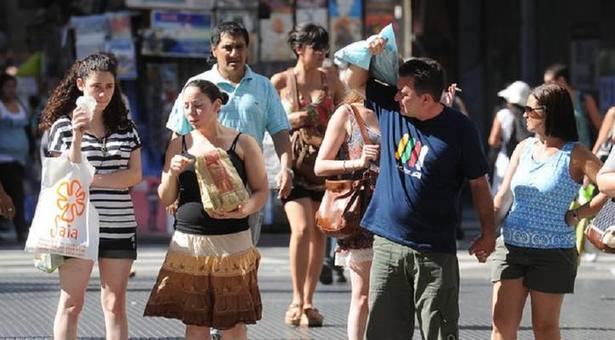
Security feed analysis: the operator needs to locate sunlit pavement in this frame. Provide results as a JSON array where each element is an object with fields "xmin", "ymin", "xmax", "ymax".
[{"xmin": 2, "ymin": 231, "xmax": 615, "ymax": 339}]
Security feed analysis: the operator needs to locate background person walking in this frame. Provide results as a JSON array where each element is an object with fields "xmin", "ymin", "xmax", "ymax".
[
  {"xmin": 270, "ymin": 23, "xmax": 345, "ymax": 327},
  {"xmin": 0, "ymin": 73, "xmax": 31, "ymax": 243}
]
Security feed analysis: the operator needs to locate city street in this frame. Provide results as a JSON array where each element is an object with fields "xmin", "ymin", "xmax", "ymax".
[
  {"xmin": 2, "ymin": 232, "xmax": 615, "ymax": 339},
  {"xmin": 2, "ymin": 1, "xmax": 615, "ymax": 339}
]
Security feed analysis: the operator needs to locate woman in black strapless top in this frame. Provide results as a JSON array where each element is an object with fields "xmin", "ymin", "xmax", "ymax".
[{"xmin": 144, "ymin": 79, "xmax": 269, "ymax": 340}]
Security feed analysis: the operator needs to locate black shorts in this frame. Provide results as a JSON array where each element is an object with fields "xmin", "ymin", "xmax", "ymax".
[
  {"xmin": 490, "ymin": 237, "xmax": 577, "ymax": 294},
  {"xmin": 98, "ymin": 235, "xmax": 137, "ymax": 260},
  {"xmin": 281, "ymin": 184, "xmax": 324, "ymax": 204}
]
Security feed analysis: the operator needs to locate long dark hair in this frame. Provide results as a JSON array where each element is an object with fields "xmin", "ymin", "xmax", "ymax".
[{"xmin": 39, "ymin": 53, "xmax": 131, "ymax": 132}]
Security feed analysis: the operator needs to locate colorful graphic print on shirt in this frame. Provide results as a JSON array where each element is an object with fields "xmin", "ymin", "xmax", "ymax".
[{"xmin": 395, "ymin": 133, "xmax": 429, "ymax": 179}]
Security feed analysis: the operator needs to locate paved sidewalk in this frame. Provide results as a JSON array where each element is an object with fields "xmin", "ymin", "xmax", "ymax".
[{"xmin": 2, "ymin": 233, "xmax": 615, "ymax": 339}]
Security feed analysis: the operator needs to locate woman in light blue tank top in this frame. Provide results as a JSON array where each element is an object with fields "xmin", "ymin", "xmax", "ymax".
[{"xmin": 490, "ymin": 84, "xmax": 608, "ymax": 340}]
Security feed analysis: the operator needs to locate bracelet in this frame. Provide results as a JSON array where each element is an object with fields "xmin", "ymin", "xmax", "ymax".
[
  {"xmin": 572, "ymin": 209, "xmax": 580, "ymax": 223},
  {"xmin": 342, "ymin": 160, "xmax": 347, "ymax": 172}
]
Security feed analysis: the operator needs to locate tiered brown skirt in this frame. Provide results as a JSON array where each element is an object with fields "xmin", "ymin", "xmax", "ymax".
[{"xmin": 143, "ymin": 229, "xmax": 262, "ymax": 329}]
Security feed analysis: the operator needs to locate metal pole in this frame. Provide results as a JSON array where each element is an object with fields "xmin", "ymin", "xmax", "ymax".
[{"xmin": 403, "ymin": 0, "xmax": 412, "ymax": 58}]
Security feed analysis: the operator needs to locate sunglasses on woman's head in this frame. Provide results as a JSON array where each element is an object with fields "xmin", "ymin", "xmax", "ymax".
[{"xmin": 524, "ymin": 105, "xmax": 546, "ymax": 118}]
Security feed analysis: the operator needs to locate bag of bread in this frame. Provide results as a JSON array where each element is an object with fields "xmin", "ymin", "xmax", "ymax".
[{"xmin": 194, "ymin": 148, "xmax": 249, "ymax": 215}]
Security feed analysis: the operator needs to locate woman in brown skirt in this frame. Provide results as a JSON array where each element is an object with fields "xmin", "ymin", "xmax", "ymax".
[{"xmin": 144, "ymin": 79, "xmax": 269, "ymax": 340}]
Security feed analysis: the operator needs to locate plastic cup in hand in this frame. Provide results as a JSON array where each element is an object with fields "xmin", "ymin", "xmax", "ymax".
[{"xmin": 75, "ymin": 96, "xmax": 97, "ymax": 121}]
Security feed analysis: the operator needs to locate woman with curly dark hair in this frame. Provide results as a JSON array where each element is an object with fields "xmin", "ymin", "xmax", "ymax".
[{"xmin": 40, "ymin": 53, "xmax": 142, "ymax": 340}]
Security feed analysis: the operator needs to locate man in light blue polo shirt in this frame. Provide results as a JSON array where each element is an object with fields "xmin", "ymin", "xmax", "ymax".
[{"xmin": 166, "ymin": 22, "xmax": 293, "ymax": 245}]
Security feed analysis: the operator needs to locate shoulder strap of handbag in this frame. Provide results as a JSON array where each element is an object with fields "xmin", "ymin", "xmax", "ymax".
[
  {"xmin": 181, "ymin": 135, "xmax": 187, "ymax": 153},
  {"xmin": 320, "ymin": 70, "xmax": 329, "ymax": 95},
  {"xmin": 347, "ymin": 103, "xmax": 371, "ymax": 145},
  {"xmin": 286, "ymin": 68, "xmax": 300, "ymax": 112}
]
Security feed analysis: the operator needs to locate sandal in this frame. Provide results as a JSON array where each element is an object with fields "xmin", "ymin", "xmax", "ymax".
[
  {"xmin": 284, "ymin": 303, "xmax": 302, "ymax": 326},
  {"xmin": 300, "ymin": 307, "xmax": 324, "ymax": 327}
]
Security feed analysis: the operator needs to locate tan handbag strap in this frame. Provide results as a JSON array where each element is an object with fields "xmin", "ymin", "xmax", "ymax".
[
  {"xmin": 347, "ymin": 103, "xmax": 371, "ymax": 145},
  {"xmin": 286, "ymin": 68, "xmax": 300, "ymax": 112},
  {"xmin": 320, "ymin": 70, "xmax": 329, "ymax": 95}
]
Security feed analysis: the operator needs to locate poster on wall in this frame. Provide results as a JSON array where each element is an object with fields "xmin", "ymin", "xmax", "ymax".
[
  {"xmin": 106, "ymin": 39, "xmax": 137, "ymax": 79},
  {"xmin": 71, "ymin": 13, "xmax": 137, "ymax": 80},
  {"xmin": 106, "ymin": 12, "xmax": 137, "ymax": 80},
  {"xmin": 329, "ymin": 0, "xmax": 362, "ymax": 54},
  {"xmin": 126, "ymin": 0, "xmax": 214, "ymax": 10},
  {"xmin": 142, "ymin": 10, "xmax": 212, "ymax": 58},
  {"xmin": 107, "ymin": 12, "xmax": 132, "ymax": 38},
  {"xmin": 259, "ymin": 0, "xmax": 294, "ymax": 61},
  {"xmin": 296, "ymin": 0, "xmax": 327, "ymax": 27},
  {"xmin": 216, "ymin": 9, "xmax": 260, "ymax": 63},
  {"xmin": 217, "ymin": 0, "xmax": 258, "ymax": 8},
  {"xmin": 71, "ymin": 15, "xmax": 108, "ymax": 59},
  {"xmin": 364, "ymin": 0, "xmax": 395, "ymax": 36}
]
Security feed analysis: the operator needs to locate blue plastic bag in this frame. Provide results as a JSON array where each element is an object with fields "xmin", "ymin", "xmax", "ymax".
[
  {"xmin": 166, "ymin": 97, "xmax": 193, "ymax": 135},
  {"xmin": 334, "ymin": 24, "xmax": 399, "ymax": 86}
]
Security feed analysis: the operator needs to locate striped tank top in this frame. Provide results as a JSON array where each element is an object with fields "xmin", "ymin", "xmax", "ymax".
[
  {"xmin": 502, "ymin": 137, "xmax": 580, "ymax": 248},
  {"xmin": 48, "ymin": 116, "xmax": 141, "ymax": 242}
]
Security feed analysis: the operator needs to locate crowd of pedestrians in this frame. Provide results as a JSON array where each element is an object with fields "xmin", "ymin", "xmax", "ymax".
[{"xmin": 4, "ymin": 19, "xmax": 615, "ymax": 340}]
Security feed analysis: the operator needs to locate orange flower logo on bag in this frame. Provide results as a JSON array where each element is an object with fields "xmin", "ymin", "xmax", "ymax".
[
  {"xmin": 56, "ymin": 179, "xmax": 86, "ymax": 223},
  {"xmin": 50, "ymin": 179, "xmax": 85, "ymax": 240}
]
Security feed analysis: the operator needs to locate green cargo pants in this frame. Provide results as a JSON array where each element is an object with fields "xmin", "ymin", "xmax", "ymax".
[{"xmin": 365, "ymin": 236, "xmax": 460, "ymax": 340}]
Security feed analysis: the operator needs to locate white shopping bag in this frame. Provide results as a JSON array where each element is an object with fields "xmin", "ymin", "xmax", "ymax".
[{"xmin": 25, "ymin": 152, "xmax": 99, "ymax": 261}]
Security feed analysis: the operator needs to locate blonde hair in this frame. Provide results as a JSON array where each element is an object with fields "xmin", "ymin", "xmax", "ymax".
[{"xmin": 340, "ymin": 89, "xmax": 364, "ymax": 106}]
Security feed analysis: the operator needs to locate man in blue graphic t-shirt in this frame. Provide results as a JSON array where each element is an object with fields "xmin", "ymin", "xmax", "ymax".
[{"xmin": 346, "ymin": 41, "xmax": 496, "ymax": 340}]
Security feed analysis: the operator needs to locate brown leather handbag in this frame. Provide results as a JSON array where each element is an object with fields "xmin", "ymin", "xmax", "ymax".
[
  {"xmin": 315, "ymin": 104, "xmax": 374, "ymax": 239},
  {"xmin": 286, "ymin": 68, "xmax": 326, "ymax": 186}
]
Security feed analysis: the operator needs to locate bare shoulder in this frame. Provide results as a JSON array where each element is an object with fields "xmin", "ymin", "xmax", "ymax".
[
  {"xmin": 329, "ymin": 104, "xmax": 354, "ymax": 136},
  {"xmin": 235, "ymin": 131, "xmax": 260, "ymax": 155},
  {"xmin": 357, "ymin": 104, "xmax": 379, "ymax": 129},
  {"xmin": 270, "ymin": 72, "xmax": 287, "ymax": 90},
  {"xmin": 333, "ymin": 102, "xmax": 352, "ymax": 117},
  {"xmin": 571, "ymin": 142, "xmax": 594, "ymax": 161},
  {"xmin": 511, "ymin": 137, "xmax": 531, "ymax": 156}
]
